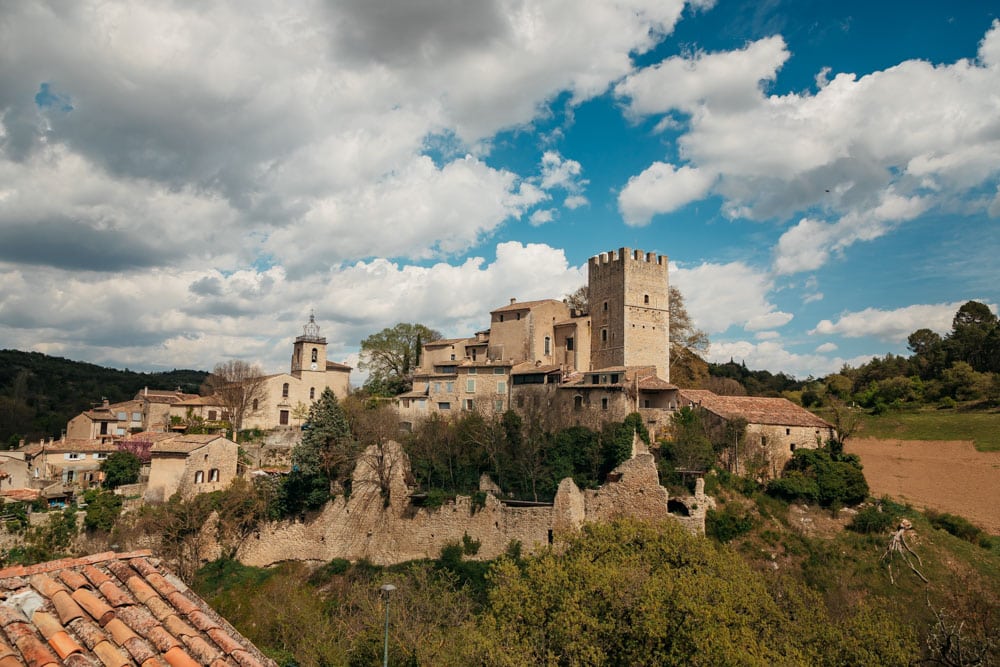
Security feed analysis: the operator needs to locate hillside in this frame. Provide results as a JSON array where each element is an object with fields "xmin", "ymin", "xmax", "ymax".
[{"xmin": 0, "ymin": 349, "xmax": 208, "ymax": 446}]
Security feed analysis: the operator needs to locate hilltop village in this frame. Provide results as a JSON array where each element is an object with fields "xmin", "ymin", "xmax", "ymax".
[{"xmin": 7, "ymin": 248, "xmax": 830, "ymax": 562}]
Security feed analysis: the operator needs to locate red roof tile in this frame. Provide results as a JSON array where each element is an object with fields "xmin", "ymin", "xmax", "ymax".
[
  {"xmin": 677, "ymin": 389, "xmax": 833, "ymax": 428},
  {"xmin": 0, "ymin": 552, "xmax": 275, "ymax": 667}
]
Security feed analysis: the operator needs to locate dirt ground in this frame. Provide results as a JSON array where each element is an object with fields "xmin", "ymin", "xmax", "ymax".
[{"xmin": 846, "ymin": 438, "xmax": 1000, "ymax": 535}]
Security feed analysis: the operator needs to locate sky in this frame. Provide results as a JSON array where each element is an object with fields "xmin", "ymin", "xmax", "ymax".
[{"xmin": 1, "ymin": 0, "xmax": 998, "ymax": 383}]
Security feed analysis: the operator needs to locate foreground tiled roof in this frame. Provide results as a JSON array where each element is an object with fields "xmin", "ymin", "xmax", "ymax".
[
  {"xmin": 0, "ymin": 550, "xmax": 275, "ymax": 667},
  {"xmin": 678, "ymin": 389, "xmax": 832, "ymax": 428}
]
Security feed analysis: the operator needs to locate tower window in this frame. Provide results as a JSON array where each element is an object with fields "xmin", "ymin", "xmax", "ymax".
[
  {"xmin": 601, "ymin": 328, "xmax": 608, "ymax": 342},
  {"xmin": 603, "ymin": 301, "xmax": 608, "ymax": 312},
  {"xmin": 544, "ymin": 336, "xmax": 551, "ymax": 355},
  {"xmin": 601, "ymin": 398, "xmax": 609, "ymax": 410},
  {"xmin": 311, "ymin": 348, "xmax": 318, "ymax": 362},
  {"xmin": 282, "ymin": 383, "xmax": 289, "ymax": 398},
  {"xmin": 644, "ymin": 294, "xmax": 649, "ymax": 304},
  {"xmin": 310, "ymin": 387, "xmax": 315, "ymax": 399}
]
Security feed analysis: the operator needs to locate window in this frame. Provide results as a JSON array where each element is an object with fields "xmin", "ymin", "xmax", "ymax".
[
  {"xmin": 464, "ymin": 399, "xmax": 474, "ymax": 410},
  {"xmin": 67, "ymin": 453, "xmax": 82, "ymax": 460},
  {"xmin": 601, "ymin": 398, "xmax": 609, "ymax": 410},
  {"xmin": 433, "ymin": 382, "xmax": 441, "ymax": 392},
  {"xmin": 66, "ymin": 470, "xmax": 75, "ymax": 482},
  {"xmin": 516, "ymin": 313, "xmax": 520, "ymax": 320},
  {"xmin": 195, "ymin": 471, "xmax": 205, "ymax": 484},
  {"xmin": 468, "ymin": 367, "xmax": 477, "ymax": 374},
  {"xmin": 208, "ymin": 410, "xmax": 217, "ymax": 421},
  {"xmin": 497, "ymin": 381, "xmax": 507, "ymax": 394},
  {"xmin": 311, "ymin": 348, "xmax": 318, "ymax": 362},
  {"xmin": 466, "ymin": 379, "xmax": 476, "ymax": 393},
  {"xmin": 494, "ymin": 400, "xmax": 504, "ymax": 412},
  {"xmin": 117, "ymin": 411, "xmax": 127, "ymax": 420},
  {"xmin": 438, "ymin": 402, "xmax": 451, "ymax": 410},
  {"xmin": 785, "ymin": 428, "xmax": 791, "ymax": 436},
  {"xmin": 601, "ymin": 328, "xmax": 608, "ymax": 343},
  {"xmin": 132, "ymin": 412, "xmax": 142, "ymax": 421},
  {"xmin": 610, "ymin": 374, "xmax": 620, "ymax": 384},
  {"xmin": 95, "ymin": 452, "xmax": 108, "ymax": 460},
  {"xmin": 116, "ymin": 427, "xmax": 125, "ymax": 435},
  {"xmin": 603, "ymin": 301, "xmax": 608, "ymax": 311},
  {"xmin": 471, "ymin": 349, "xmax": 477, "ymax": 361},
  {"xmin": 566, "ymin": 337, "xmax": 574, "ymax": 351},
  {"xmin": 252, "ymin": 399, "xmax": 259, "ymax": 411},
  {"xmin": 544, "ymin": 336, "xmax": 551, "ymax": 355},
  {"xmin": 282, "ymin": 383, "xmax": 289, "ymax": 398},
  {"xmin": 499, "ymin": 314, "xmax": 504, "ymax": 322},
  {"xmin": 644, "ymin": 399, "xmax": 650, "ymax": 408},
  {"xmin": 279, "ymin": 410, "xmax": 289, "ymax": 425},
  {"xmin": 574, "ymin": 396, "xmax": 583, "ymax": 411},
  {"xmin": 445, "ymin": 381, "xmax": 454, "ymax": 392},
  {"xmin": 644, "ymin": 294, "xmax": 649, "ymax": 304},
  {"xmin": 450, "ymin": 353, "xmax": 456, "ymax": 360},
  {"xmin": 494, "ymin": 367, "xmax": 505, "ymax": 374},
  {"xmin": 310, "ymin": 387, "xmax": 315, "ymax": 399},
  {"xmin": 209, "ymin": 469, "xmax": 220, "ymax": 482}
]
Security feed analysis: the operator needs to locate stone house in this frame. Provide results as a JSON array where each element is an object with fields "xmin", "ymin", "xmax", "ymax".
[
  {"xmin": 0, "ymin": 451, "xmax": 31, "ymax": 492},
  {"xmin": 65, "ymin": 399, "xmax": 145, "ymax": 442},
  {"xmin": 145, "ymin": 434, "xmax": 240, "ymax": 501},
  {"xmin": 677, "ymin": 389, "xmax": 835, "ymax": 477},
  {"xmin": 18, "ymin": 437, "xmax": 118, "ymax": 489}
]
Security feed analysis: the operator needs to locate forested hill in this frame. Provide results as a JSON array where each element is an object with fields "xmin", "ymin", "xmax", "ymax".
[{"xmin": 0, "ymin": 349, "xmax": 207, "ymax": 448}]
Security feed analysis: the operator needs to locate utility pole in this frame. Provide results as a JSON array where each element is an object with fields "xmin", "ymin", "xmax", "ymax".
[{"xmin": 381, "ymin": 583, "xmax": 396, "ymax": 667}]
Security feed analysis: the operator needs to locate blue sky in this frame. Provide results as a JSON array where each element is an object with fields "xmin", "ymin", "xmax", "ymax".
[{"xmin": 0, "ymin": 0, "xmax": 997, "ymax": 382}]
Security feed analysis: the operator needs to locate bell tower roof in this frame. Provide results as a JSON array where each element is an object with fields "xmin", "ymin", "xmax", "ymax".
[{"xmin": 295, "ymin": 311, "xmax": 327, "ymax": 344}]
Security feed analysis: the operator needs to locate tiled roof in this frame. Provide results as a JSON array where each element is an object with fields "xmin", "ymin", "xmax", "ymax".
[
  {"xmin": 637, "ymin": 376, "xmax": 677, "ymax": 391},
  {"xmin": 510, "ymin": 362, "xmax": 561, "ymax": 375},
  {"xmin": 1, "ymin": 489, "xmax": 40, "ymax": 503},
  {"xmin": 677, "ymin": 389, "xmax": 832, "ymax": 428},
  {"xmin": 150, "ymin": 435, "xmax": 227, "ymax": 455},
  {"xmin": 22, "ymin": 440, "xmax": 119, "ymax": 455},
  {"xmin": 135, "ymin": 391, "xmax": 199, "ymax": 405},
  {"xmin": 423, "ymin": 338, "xmax": 469, "ymax": 347},
  {"xmin": 324, "ymin": 361, "xmax": 352, "ymax": 371},
  {"xmin": 170, "ymin": 396, "xmax": 220, "ymax": 407},
  {"xmin": 491, "ymin": 299, "xmax": 563, "ymax": 313},
  {"xmin": 0, "ymin": 550, "xmax": 275, "ymax": 667}
]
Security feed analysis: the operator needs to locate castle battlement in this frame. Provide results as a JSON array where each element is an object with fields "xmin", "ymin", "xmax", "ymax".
[{"xmin": 590, "ymin": 247, "xmax": 667, "ymax": 268}]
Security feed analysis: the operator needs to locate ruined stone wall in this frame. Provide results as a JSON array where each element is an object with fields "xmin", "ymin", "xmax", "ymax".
[{"xmin": 237, "ymin": 437, "xmax": 709, "ymax": 568}]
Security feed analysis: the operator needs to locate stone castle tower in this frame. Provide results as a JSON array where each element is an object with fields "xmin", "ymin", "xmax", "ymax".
[
  {"xmin": 588, "ymin": 248, "xmax": 670, "ymax": 380},
  {"xmin": 290, "ymin": 312, "xmax": 328, "ymax": 376}
]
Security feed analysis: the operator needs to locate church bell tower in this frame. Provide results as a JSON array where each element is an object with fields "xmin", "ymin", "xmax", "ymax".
[{"xmin": 291, "ymin": 312, "xmax": 328, "ymax": 376}]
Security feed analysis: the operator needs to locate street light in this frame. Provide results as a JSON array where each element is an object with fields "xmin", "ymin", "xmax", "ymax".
[{"xmin": 380, "ymin": 583, "xmax": 396, "ymax": 667}]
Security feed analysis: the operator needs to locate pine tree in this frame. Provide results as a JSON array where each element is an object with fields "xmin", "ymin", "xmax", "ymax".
[{"xmin": 291, "ymin": 388, "xmax": 353, "ymax": 479}]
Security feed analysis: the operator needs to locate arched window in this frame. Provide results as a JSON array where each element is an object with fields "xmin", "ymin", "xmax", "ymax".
[
  {"xmin": 282, "ymin": 383, "xmax": 289, "ymax": 398},
  {"xmin": 311, "ymin": 348, "xmax": 318, "ymax": 362},
  {"xmin": 574, "ymin": 395, "xmax": 583, "ymax": 411},
  {"xmin": 194, "ymin": 471, "xmax": 204, "ymax": 484},
  {"xmin": 644, "ymin": 294, "xmax": 649, "ymax": 304},
  {"xmin": 309, "ymin": 387, "xmax": 315, "ymax": 399},
  {"xmin": 544, "ymin": 336, "xmax": 551, "ymax": 355}
]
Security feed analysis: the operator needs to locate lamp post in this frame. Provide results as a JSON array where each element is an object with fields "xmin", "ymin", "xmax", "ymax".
[{"xmin": 380, "ymin": 583, "xmax": 396, "ymax": 667}]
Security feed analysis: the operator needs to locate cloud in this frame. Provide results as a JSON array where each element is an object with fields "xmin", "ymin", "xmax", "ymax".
[
  {"xmin": 540, "ymin": 151, "xmax": 587, "ymax": 193},
  {"xmin": 619, "ymin": 21, "xmax": 1000, "ymax": 267},
  {"xmin": 706, "ymin": 339, "xmax": 859, "ymax": 379},
  {"xmin": 0, "ymin": 241, "xmax": 584, "ymax": 374},
  {"xmin": 530, "ymin": 209, "xmax": 556, "ymax": 226},
  {"xmin": 810, "ymin": 300, "xmax": 997, "ymax": 342},
  {"xmin": 564, "ymin": 194, "xmax": 589, "ymax": 209},
  {"xmin": 618, "ymin": 162, "xmax": 715, "ymax": 225},
  {"xmin": 671, "ymin": 261, "xmax": 790, "ymax": 334},
  {"xmin": 816, "ymin": 342, "xmax": 838, "ymax": 353}
]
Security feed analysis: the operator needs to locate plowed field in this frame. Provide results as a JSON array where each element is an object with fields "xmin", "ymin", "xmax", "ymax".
[{"xmin": 846, "ymin": 438, "xmax": 1000, "ymax": 534}]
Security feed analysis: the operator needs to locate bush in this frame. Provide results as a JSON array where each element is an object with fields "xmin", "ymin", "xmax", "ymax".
[
  {"xmin": 848, "ymin": 505, "xmax": 896, "ymax": 534},
  {"xmin": 766, "ymin": 471, "xmax": 819, "ymax": 504},
  {"xmin": 706, "ymin": 504, "xmax": 754, "ymax": 543},
  {"xmin": 924, "ymin": 509, "xmax": 989, "ymax": 546},
  {"xmin": 83, "ymin": 491, "xmax": 123, "ymax": 533},
  {"xmin": 768, "ymin": 446, "xmax": 869, "ymax": 508}
]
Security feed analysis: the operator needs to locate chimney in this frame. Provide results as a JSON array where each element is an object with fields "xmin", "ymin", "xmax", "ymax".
[
  {"xmin": 509, "ymin": 298, "xmax": 516, "ymax": 304},
  {"xmin": 144, "ymin": 386, "xmax": 148, "ymax": 396}
]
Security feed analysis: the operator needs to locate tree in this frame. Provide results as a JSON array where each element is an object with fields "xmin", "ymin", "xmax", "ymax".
[
  {"xmin": 668, "ymin": 286, "xmax": 710, "ymax": 386},
  {"xmin": 100, "ymin": 451, "xmax": 142, "ymax": 489},
  {"xmin": 563, "ymin": 285, "xmax": 588, "ymax": 313},
  {"xmin": 202, "ymin": 360, "xmax": 268, "ymax": 439},
  {"xmin": 359, "ymin": 323, "xmax": 441, "ymax": 396}
]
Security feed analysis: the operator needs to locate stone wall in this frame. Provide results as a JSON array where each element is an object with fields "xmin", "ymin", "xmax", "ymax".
[{"xmin": 237, "ymin": 436, "xmax": 710, "ymax": 568}]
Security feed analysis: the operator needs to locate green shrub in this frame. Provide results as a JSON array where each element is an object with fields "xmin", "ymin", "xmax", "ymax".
[
  {"xmin": 848, "ymin": 505, "xmax": 896, "ymax": 534},
  {"xmin": 924, "ymin": 509, "xmax": 987, "ymax": 545},
  {"xmin": 462, "ymin": 532, "xmax": 481, "ymax": 556},
  {"xmin": 766, "ymin": 471, "xmax": 819, "ymax": 504},
  {"xmin": 706, "ymin": 504, "xmax": 754, "ymax": 543}
]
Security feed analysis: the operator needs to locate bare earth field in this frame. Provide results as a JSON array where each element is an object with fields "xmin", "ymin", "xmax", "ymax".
[{"xmin": 847, "ymin": 438, "xmax": 1000, "ymax": 535}]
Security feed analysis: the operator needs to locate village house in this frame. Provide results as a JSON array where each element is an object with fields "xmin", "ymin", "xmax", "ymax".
[
  {"xmin": 0, "ymin": 450, "xmax": 31, "ymax": 493},
  {"xmin": 65, "ymin": 389, "xmax": 202, "ymax": 440},
  {"xmin": 145, "ymin": 433, "xmax": 241, "ymax": 502},
  {"xmin": 677, "ymin": 389, "xmax": 835, "ymax": 477},
  {"xmin": 18, "ymin": 437, "xmax": 117, "ymax": 489}
]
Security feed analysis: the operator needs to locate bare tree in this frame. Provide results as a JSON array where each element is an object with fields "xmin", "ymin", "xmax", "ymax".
[
  {"xmin": 202, "ymin": 360, "xmax": 268, "ymax": 440},
  {"xmin": 564, "ymin": 285, "xmax": 589, "ymax": 314},
  {"xmin": 669, "ymin": 286, "xmax": 710, "ymax": 386}
]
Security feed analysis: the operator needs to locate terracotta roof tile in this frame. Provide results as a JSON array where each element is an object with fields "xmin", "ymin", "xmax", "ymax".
[
  {"xmin": 677, "ymin": 390, "xmax": 833, "ymax": 429},
  {"xmin": 0, "ymin": 552, "xmax": 275, "ymax": 667}
]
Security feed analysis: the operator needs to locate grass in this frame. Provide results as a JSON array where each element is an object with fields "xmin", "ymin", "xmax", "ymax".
[{"xmin": 852, "ymin": 408, "xmax": 1000, "ymax": 451}]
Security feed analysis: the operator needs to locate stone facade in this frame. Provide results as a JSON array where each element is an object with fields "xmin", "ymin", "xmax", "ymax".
[
  {"xmin": 237, "ymin": 437, "xmax": 711, "ymax": 567},
  {"xmin": 146, "ymin": 434, "xmax": 240, "ymax": 501},
  {"xmin": 588, "ymin": 248, "xmax": 670, "ymax": 380}
]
